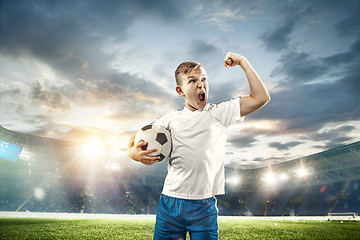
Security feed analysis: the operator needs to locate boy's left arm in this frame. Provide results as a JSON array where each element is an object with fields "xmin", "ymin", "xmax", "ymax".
[{"xmin": 224, "ymin": 52, "xmax": 270, "ymax": 117}]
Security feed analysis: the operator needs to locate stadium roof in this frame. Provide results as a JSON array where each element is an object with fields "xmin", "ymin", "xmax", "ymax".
[
  {"xmin": 228, "ymin": 141, "xmax": 360, "ymax": 190},
  {"xmin": 1, "ymin": 125, "xmax": 359, "ymax": 189}
]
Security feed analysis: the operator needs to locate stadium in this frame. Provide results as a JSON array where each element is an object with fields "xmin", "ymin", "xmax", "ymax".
[{"xmin": 1, "ymin": 125, "xmax": 359, "ymax": 239}]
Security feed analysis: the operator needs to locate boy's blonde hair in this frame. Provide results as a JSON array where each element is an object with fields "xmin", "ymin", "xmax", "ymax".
[{"xmin": 175, "ymin": 61, "xmax": 202, "ymax": 86}]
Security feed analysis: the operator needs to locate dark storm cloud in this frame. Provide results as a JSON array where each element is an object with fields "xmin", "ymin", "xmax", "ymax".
[
  {"xmin": 260, "ymin": 4, "xmax": 305, "ymax": 52},
  {"xmin": 1, "ymin": 0, "xmax": 183, "ymax": 56},
  {"xmin": 323, "ymin": 39, "xmax": 360, "ymax": 66},
  {"xmin": 252, "ymin": 157, "xmax": 264, "ymax": 162},
  {"xmin": 260, "ymin": 0, "xmax": 360, "ymax": 52},
  {"xmin": 228, "ymin": 135, "xmax": 258, "ymax": 148},
  {"xmin": 254, "ymin": 73, "xmax": 359, "ymax": 134},
  {"xmin": 270, "ymin": 51, "xmax": 327, "ymax": 84},
  {"xmin": 268, "ymin": 141, "xmax": 303, "ymax": 151},
  {"xmin": 305, "ymin": 125, "xmax": 357, "ymax": 150},
  {"xmin": 1, "ymin": 0, "xmax": 184, "ymax": 51},
  {"xmin": 130, "ymin": 0, "xmax": 183, "ymax": 21},
  {"xmin": 260, "ymin": 17, "xmax": 297, "ymax": 52},
  {"xmin": 256, "ymin": 1, "xmax": 359, "ymax": 147},
  {"xmin": 1, "ymin": 0, "xmax": 182, "ymax": 102},
  {"xmin": 252, "ymin": 31, "xmax": 360, "ymax": 137},
  {"xmin": 320, "ymin": 137, "xmax": 355, "ymax": 150},
  {"xmin": 308, "ymin": 125, "xmax": 357, "ymax": 142},
  {"xmin": 227, "ymin": 155, "xmax": 290, "ymax": 169},
  {"xmin": 1, "ymin": 0, "xmax": 127, "ymax": 58},
  {"xmin": 334, "ymin": 6, "xmax": 360, "ymax": 37},
  {"xmin": 252, "ymin": 156, "xmax": 287, "ymax": 164}
]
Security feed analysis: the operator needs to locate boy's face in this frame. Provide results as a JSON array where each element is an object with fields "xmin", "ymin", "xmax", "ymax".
[{"xmin": 176, "ymin": 67, "xmax": 208, "ymax": 111}]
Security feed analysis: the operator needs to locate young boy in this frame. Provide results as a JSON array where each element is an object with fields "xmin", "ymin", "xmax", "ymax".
[{"xmin": 127, "ymin": 52, "xmax": 270, "ymax": 239}]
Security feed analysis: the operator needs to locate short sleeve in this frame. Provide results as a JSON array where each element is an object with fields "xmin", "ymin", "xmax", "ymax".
[
  {"xmin": 152, "ymin": 112, "xmax": 172, "ymax": 130},
  {"xmin": 210, "ymin": 97, "xmax": 244, "ymax": 127}
]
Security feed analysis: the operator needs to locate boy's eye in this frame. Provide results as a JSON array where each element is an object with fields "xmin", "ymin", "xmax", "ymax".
[
  {"xmin": 202, "ymin": 78, "xmax": 206, "ymax": 82},
  {"xmin": 189, "ymin": 79, "xmax": 195, "ymax": 83}
]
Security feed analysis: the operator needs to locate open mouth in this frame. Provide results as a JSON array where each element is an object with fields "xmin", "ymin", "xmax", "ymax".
[{"xmin": 198, "ymin": 92, "xmax": 205, "ymax": 102}]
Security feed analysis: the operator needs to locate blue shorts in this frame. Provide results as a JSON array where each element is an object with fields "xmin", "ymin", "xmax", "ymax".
[{"xmin": 153, "ymin": 194, "xmax": 218, "ymax": 240}]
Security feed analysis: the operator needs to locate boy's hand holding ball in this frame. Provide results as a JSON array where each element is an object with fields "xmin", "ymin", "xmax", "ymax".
[{"xmin": 127, "ymin": 134, "xmax": 160, "ymax": 166}]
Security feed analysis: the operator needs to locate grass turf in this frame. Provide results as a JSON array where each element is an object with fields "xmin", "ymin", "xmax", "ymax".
[{"xmin": 0, "ymin": 218, "xmax": 359, "ymax": 239}]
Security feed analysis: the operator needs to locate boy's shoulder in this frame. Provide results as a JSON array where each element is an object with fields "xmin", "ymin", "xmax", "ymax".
[
  {"xmin": 153, "ymin": 109, "xmax": 181, "ymax": 127},
  {"xmin": 207, "ymin": 97, "xmax": 240, "ymax": 110},
  {"xmin": 157, "ymin": 98, "xmax": 239, "ymax": 121}
]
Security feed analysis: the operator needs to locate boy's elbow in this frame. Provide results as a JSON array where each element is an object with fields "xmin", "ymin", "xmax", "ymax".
[
  {"xmin": 259, "ymin": 93, "xmax": 271, "ymax": 107},
  {"xmin": 265, "ymin": 93, "xmax": 271, "ymax": 104},
  {"xmin": 248, "ymin": 93, "xmax": 271, "ymax": 111}
]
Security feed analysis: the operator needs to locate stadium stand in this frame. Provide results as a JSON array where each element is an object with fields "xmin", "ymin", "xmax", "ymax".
[{"xmin": 1, "ymin": 125, "xmax": 359, "ymax": 216}]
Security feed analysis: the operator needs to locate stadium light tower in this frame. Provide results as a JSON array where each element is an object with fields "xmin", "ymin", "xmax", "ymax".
[{"xmin": 297, "ymin": 167, "xmax": 309, "ymax": 178}]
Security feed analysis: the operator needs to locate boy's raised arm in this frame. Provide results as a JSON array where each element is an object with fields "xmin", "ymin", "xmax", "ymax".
[
  {"xmin": 127, "ymin": 133, "xmax": 160, "ymax": 165},
  {"xmin": 224, "ymin": 52, "xmax": 270, "ymax": 117}
]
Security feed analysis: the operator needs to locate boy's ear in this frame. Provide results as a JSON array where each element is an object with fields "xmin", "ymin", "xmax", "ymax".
[{"xmin": 176, "ymin": 85, "xmax": 185, "ymax": 97}]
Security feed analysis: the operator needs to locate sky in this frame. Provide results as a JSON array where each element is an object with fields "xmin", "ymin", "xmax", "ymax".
[{"xmin": 0, "ymin": 0, "xmax": 359, "ymax": 169}]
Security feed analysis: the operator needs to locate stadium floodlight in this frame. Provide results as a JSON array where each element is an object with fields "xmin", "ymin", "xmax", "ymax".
[
  {"xmin": 263, "ymin": 171, "xmax": 277, "ymax": 185},
  {"xmin": 226, "ymin": 175, "xmax": 241, "ymax": 186},
  {"xmin": 81, "ymin": 138, "xmax": 105, "ymax": 156},
  {"xmin": 297, "ymin": 167, "xmax": 309, "ymax": 178},
  {"xmin": 34, "ymin": 187, "xmax": 45, "ymax": 200}
]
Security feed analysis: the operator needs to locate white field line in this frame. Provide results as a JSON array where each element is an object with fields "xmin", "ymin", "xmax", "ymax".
[
  {"xmin": 0, "ymin": 211, "xmax": 358, "ymax": 221},
  {"xmin": 0, "ymin": 211, "xmax": 156, "ymax": 220}
]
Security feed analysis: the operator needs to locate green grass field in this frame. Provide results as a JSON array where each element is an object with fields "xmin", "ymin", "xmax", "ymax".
[{"xmin": 1, "ymin": 218, "xmax": 359, "ymax": 239}]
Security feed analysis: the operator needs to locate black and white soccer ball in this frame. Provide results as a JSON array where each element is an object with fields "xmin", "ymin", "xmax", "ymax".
[{"xmin": 134, "ymin": 124, "xmax": 172, "ymax": 162}]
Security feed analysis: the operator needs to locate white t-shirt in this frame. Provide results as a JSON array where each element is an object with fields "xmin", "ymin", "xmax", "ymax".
[{"xmin": 154, "ymin": 97, "xmax": 243, "ymax": 200}]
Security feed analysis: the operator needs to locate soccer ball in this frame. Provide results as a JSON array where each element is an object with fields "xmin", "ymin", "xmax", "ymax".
[{"xmin": 134, "ymin": 124, "xmax": 172, "ymax": 162}]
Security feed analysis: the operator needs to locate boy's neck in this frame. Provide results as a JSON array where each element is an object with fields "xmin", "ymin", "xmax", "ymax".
[{"xmin": 185, "ymin": 104, "xmax": 205, "ymax": 112}]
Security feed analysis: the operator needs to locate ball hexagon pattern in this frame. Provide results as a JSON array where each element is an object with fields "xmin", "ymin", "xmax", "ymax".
[{"xmin": 134, "ymin": 124, "xmax": 172, "ymax": 162}]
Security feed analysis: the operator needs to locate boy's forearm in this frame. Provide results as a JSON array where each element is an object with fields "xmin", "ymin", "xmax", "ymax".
[
  {"xmin": 128, "ymin": 133, "xmax": 136, "ymax": 149},
  {"xmin": 127, "ymin": 133, "xmax": 136, "ymax": 159}
]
